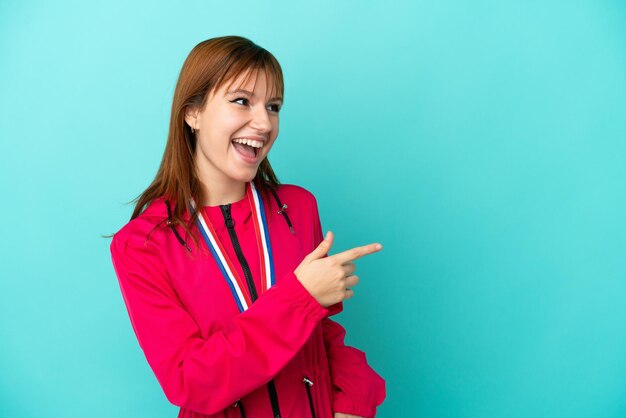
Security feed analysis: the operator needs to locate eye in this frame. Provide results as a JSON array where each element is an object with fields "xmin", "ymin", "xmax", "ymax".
[
  {"xmin": 268, "ymin": 103, "xmax": 281, "ymax": 113},
  {"xmin": 231, "ymin": 97, "xmax": 249, "ymax": 106}
]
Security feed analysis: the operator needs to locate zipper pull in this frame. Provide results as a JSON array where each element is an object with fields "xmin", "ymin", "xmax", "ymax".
[
  {"xmin": 221, "ymin": 204, "xmax": 235, "ymax": 229},
  {"xmin": 302, "ymin": 376, "xmax": 316, "ymax": 418}
]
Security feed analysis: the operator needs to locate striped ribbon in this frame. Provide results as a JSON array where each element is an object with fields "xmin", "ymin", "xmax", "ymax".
[{"xmin": 190, "ymin": 181, "xmax": 276, "ymax": 312}]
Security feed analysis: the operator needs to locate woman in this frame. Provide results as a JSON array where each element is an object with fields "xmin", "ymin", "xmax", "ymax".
[{"xmin": 110, "ymin": 36, "xmax": 386, "ymax": 418}]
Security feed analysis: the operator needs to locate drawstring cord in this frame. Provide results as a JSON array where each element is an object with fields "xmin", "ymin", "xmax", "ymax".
[
  {"xmin": 167, "ymin": 187, "xmax": 294, "ymax": 251},
  {"xmin": 268, "ymin": 187, "xmax": 295, "ymax": 235},
  {"xmin": 165, "ymin": 200, "xmax": 192, "ymax": 252}
]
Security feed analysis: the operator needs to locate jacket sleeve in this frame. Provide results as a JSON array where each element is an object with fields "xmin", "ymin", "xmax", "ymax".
[
  {"xmin": 110, "ymin": 228, "xmax": 329, "ymax": 415},
  {"xmin": 310, "ymin": 194, "xmax": 387, "ymax": 417}
]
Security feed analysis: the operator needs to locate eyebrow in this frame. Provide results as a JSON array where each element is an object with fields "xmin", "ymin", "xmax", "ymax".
[{"xmin": 226, "ymin": 89, "xmax": 283, "ymax": 102}]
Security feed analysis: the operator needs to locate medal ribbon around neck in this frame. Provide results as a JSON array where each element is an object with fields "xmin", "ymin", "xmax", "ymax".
[{"xmin": 189, "ymin": 181, "xmax": 276, "ymax": 313}]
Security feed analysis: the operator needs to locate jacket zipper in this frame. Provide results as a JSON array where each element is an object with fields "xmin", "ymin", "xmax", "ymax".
[
  {"xmin": 220, "ymin": 204, "xmax": 282, "ymax": 418},
  {"xmin": 303, "ymin": 377, "xmax": 317, "ymax": 418},
  {"xmin": 234, "ymin": 400, "xmax": 246, "ymax": 418},
  {"xmin": 267, "ymin": 380, "xmax": 282, "ymax": 418},
  {"xmin": 221, "ymin": 204, "xmax": 258, "ymax": 301}
]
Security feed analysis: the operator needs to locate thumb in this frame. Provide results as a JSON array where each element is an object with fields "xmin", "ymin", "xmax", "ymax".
[{"xmin": 307, "ymin": 230, "xmax": 334, "ymax": 261}]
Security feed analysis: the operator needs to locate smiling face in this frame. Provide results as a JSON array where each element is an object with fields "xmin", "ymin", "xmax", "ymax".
[{"xmin": 185, "ymin": 68, "xmax": 283, "ymax": 195}]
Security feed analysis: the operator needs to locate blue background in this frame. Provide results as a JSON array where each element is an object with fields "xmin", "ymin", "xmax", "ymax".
[{"xmin": 1, "ymin": 1, "xmax": 625, "ymax": 417}]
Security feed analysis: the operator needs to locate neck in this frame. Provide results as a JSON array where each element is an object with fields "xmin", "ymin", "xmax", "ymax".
[{"xmin": 200, "ymin": 178, "xmax": 247, "ymax": 207}]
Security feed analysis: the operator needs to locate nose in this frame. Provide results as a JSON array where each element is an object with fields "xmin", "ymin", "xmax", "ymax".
[{"xmin": 249, "ymin": 104, "xmax": 273, "ymax": 133}]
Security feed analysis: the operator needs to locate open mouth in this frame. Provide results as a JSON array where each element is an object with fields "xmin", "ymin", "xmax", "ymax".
[
  {"xmin": 231, "ymin": 139, "xmax": 263, "ymax": 163},
  {"xmin": 232, "ymin": 140, "xmax": 259, "ymax": 157}
]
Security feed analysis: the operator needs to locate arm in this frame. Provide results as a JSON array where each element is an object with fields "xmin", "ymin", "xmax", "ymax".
[
  {"xmin": 110, "ymin": 231, "xmax": 328, "ymax": 415},
  {"xmin": 322, "ymin": 317, "xmax": 386, "ymax": 417},
  {"xmin": 310, "ymin": 195, "xmax": 387, "ymax": 417}
]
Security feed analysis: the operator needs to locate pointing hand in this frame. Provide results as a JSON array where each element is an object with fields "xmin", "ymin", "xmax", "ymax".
[{"xmin": 294, "ymin": 231, "xmax": 382, "ymax": 307}]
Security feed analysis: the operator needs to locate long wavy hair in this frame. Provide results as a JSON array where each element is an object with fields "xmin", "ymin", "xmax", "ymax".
[{"xmin": 130, "ymin": 36, "xmax": 284, "ymax": 248}]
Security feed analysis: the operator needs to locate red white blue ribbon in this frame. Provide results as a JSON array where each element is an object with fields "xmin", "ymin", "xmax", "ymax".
[{"xmin": 190, "ymin": 181, "xmax": 276, "ymax": 312}]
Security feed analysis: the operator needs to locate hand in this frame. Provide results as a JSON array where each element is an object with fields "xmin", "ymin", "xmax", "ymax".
[
  {"xmin": 335, "ymin": 413, "xmax": 364, "ymax": 418},
  {"xmin": 294, "ymin": 230, "xmax": 382, "ymax": 307}
]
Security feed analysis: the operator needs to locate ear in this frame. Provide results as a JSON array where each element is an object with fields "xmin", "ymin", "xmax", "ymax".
[{"xmin": 184, "ymin": 106, "xmax": 199, "ymax": 131}]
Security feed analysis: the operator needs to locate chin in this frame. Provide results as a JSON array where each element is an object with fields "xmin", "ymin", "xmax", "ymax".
[{"xmin": 232, "ymin": 169, "xmax": 258, "ymax": 183}]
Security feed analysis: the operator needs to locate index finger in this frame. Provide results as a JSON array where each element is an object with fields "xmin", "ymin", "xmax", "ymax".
[{"xmin": 331, "ymin": 243, "xmax": 383, "ymax": 264}]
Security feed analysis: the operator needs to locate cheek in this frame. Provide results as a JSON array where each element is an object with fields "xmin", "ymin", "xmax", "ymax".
[
  {"xmin": 272, "ymin": 118, "xmax": 280, "ymax": 136},
  {"xmin": 202, "ymin": 108, "xmax": 242, "ymax": 133},
  {"xmin": 205, "ymin": 122, "xmax": 240, "ymax": 150},
  {"xmin": 221, "ymin": 111, "xmax": 243, "ymax": 127}
]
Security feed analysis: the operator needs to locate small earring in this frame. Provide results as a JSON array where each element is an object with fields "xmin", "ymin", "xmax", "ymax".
[{"xmin": 191, "ymin": 126, "xmax": 195, "ymax": 134}]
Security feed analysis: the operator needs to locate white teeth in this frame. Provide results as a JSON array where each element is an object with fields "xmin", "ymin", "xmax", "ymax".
[{"xmin": 232, "ymin": 138, "xmax": 263, "ymax": 148}]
